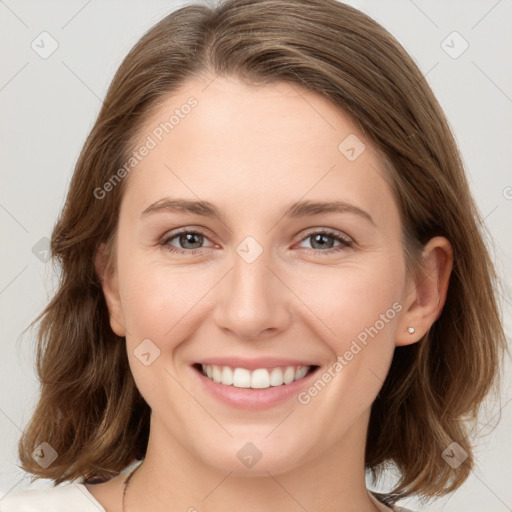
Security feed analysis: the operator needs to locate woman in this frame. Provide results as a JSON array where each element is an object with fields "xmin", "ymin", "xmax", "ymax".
[{"xmin": 1, "ymin": 0, "xmax": 506, "ymax": 511}]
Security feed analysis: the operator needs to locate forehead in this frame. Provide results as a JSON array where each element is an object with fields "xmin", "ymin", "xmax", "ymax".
[{"xmin": 121, "ymin": 76, "xmax": 399, "ymax": 230}]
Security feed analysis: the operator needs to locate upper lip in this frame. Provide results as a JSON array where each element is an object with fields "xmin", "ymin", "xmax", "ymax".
[{"xmin": 195, "ymin": 357, "xmax": 318, "ymax": 371}]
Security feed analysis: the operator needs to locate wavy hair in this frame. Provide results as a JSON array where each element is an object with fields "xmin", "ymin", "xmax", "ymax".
[{"xmin": 17, "ymin": 0, "xmax": 507, "ymax": 504}]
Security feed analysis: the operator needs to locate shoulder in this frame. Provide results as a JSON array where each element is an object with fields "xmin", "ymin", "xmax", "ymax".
[
  {"xmin": 0, "ymin": 478, "xmax": 106, "ymax": 512},
  {"xmin": 371, "ymin": 491, "xmax": 418, "ymax": 512}
]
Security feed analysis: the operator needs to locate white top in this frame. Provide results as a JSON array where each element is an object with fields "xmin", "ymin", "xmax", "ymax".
[
  {"xmin": 0, "ymin": 477, "xmax": 106, "ymax": 512},
  {"xmin": 0, "ymin": 476, "xmax": 414, "ymax": 512}
]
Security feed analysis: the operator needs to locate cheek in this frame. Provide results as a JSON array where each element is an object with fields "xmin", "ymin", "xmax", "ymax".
[
  {"xmin": 289, "ymin": 263, "xmax": 402, "ymax": 424},
  {"xmin": 120, "ymin": 248, "xmax": 403, "ymax": 353},
  {"xmin": 289, "ymin": 257, "xmax": 402, "ymax": 409},
  {"xmin": 290, "ymin": 256, "xmax": 403, "ymax": 346},
  {"xmin": 117, "ymin": 257, "xmax": 209, "ymax": 409},
  {"xmin": 118, "ymin": 252, "xmax": 211, "ymax": 339}
]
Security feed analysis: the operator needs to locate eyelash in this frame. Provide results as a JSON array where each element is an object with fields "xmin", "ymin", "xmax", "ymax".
[{"xmin": 159, "ymin": 228, "xmax": 354, "ymax": 256}]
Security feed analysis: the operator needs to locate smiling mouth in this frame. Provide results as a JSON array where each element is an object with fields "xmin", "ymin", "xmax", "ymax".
[{"xmin": 193, "ymin": 363, "xmax": 319, "ymax": 389}]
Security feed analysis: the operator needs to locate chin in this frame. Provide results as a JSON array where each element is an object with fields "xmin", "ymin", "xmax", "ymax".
[{"xmin": 192, "ymin": 435, "xmax": 311, "ymax": 477}]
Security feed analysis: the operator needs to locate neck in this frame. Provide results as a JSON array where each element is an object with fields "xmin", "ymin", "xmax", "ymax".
[{"xmin": 124, "ymin": 409, "xmax": 388, "ymax": 512}]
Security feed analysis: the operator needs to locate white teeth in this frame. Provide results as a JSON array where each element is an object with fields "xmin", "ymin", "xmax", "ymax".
[
  {"xmin": 221, "ymin": 366, "xmax": 233, "ymax": 385},
  {"xmin": 200, "ymin": 364, "xmax": 312, "ymax": 389},
  {"xmin": 295, "ymin": 365, "xmax": 309, "ymax": 380},
  {"xmin": 283, "ymin": 366, "xmax": 295, "ymax": 384},
  {"xmin": 232, "ymin": 368, "xmax": 251, "ymax": 388},
  {"xmin": 212, "ymin": 365, "xmax": 222, "ymax": 383},
  {"xmin": 251, "ymin": 369, "xmax": 270, "ymax": 389},
  {"xmin": 269, "ymin": 367, "xmax": 283, "ymax": 386}
]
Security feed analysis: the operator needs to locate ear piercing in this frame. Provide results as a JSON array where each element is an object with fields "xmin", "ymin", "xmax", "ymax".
[{"xmin": 407, "ymin": 327, "xmax": 415, "ymax": 334}]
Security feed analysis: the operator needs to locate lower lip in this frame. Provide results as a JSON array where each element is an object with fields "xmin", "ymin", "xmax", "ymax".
[{"xmin": 192, "ymin": 366, "xmax": 320, "ymax": 410}]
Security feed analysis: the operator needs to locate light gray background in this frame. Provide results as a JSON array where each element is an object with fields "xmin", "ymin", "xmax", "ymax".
[{"xmin": 1, "ymin": 0, "xmax": 511, "ymax": 511}]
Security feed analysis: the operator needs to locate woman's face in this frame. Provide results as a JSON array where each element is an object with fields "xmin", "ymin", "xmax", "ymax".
[{"xmin": 99, "ymin": 75, "xmax": 421, "ymax": 476}]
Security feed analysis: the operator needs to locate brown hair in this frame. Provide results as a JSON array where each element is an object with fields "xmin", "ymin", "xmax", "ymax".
[{"xmin": 17, "ymin": 0, "xmax": 507, "ymax": 504}]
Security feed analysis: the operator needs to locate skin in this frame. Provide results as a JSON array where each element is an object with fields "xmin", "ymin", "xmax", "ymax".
[{"xmin": 91, "ymin": 75, "xmax": 453, "ymax": 512}]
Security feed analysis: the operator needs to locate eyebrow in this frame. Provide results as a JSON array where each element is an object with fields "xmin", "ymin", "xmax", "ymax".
[{"xmin": 140, "ymin": 198, "xmax": 375, "ymax": 226}]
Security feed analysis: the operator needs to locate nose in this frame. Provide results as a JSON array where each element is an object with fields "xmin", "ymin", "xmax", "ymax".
[{"xmin": 213, "ymin": 243, "xmax": 291, "ymax": 341}]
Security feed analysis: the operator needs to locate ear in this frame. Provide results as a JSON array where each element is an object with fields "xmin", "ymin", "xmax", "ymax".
[
  {"xmin": 94, "ymin": 242, "xmax": 126, "ymax": 337},
  {"xmin": 395, "ymin": 236, "xmax": 453, "ymax": 347}
]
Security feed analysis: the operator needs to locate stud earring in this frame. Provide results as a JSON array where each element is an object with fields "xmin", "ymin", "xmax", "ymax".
[{"xmin": 407, "ymin": 327, "xmax": 415, "ymax": 334}]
